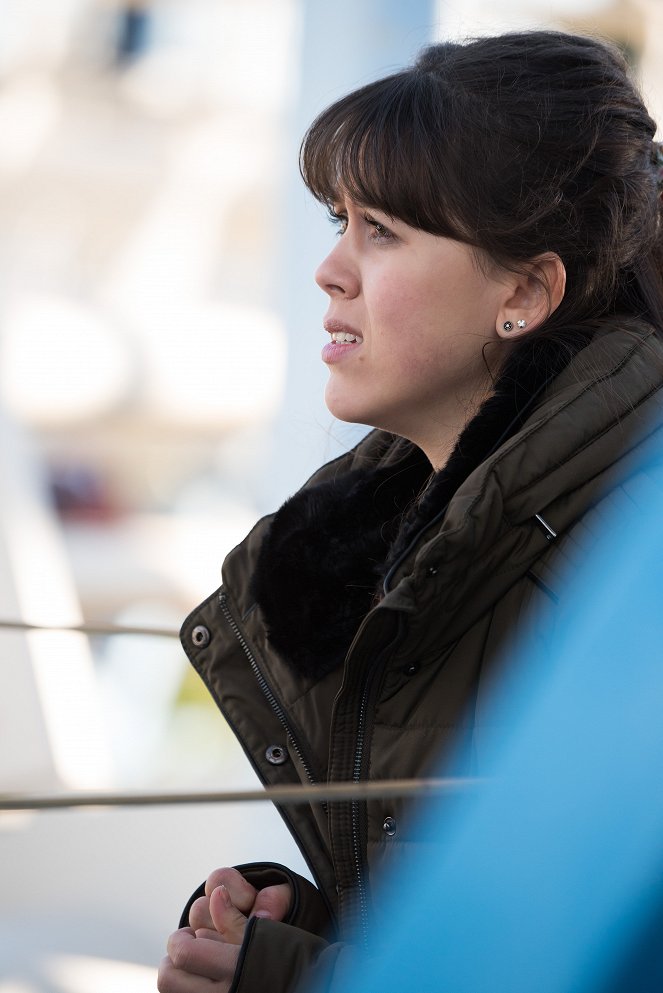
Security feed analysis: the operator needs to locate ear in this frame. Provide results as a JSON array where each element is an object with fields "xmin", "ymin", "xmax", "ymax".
[{"xmin": 496, "ymin": 253, "xmax": 566, "ymax": 340}]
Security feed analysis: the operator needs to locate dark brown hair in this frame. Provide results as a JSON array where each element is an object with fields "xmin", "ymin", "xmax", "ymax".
[{"xmin": 300, "ymin": 31, "xmax": 663, "ymax": 334}]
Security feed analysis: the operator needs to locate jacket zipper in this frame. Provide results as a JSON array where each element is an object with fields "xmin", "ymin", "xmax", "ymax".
[
  {"xmin": 217, "ymin": 590, "xmax": 339, "ymax": 926},
  {"xmin": 218, "ymin": 591, "xmax": 318, "ymax": 793},
  {"xmin": 348, "ymin": 617, "xmax": 404, "ymax": 946},
  {"xmin": 351, "ymin": 672, "xmax": 373, "ymax": 947}
]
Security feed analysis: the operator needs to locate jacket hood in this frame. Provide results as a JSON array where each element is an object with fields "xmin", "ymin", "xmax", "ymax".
[{"xmin": 250, "ymin": 327, "xmax": 608, "ymax": 680}]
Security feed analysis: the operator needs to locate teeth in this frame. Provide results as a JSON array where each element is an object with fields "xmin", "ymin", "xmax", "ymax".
[{"xmin": 331, "ymin": 331, "xmax": 360, "ymax": 343}]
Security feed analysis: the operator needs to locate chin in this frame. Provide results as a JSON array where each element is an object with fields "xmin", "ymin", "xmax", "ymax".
[
  {"xmin": 324, "ymin": 383, "xmax": 399, "ymax": 433},
  {"xmin": 325, "ymin": 394, "xmax": 371, "ymax": 428}
]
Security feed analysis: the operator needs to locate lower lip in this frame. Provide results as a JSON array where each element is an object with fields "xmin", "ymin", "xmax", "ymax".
[{"xmin": 322, "ymin": 340, "xmax": 362, "ymax": 364}]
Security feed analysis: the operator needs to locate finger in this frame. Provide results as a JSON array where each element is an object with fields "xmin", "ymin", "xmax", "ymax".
[
  {"xmin": 209, "ymin": 884, "xmax": 248, "ymax": 944},
  {"xmin": 158, "ymin": 961, "xmax": 229, "ymax": 993},
  {"xmin": 251, "ymin": 882, "xmax": 293, "ymax": 922},
  {"xmin": 205, "ymin": 867, "xmax": 257, "ymax": 914},
  {"xmin": 166, "ymin": 928, "xmax": 240, "ymax": 982},
  {"xmin": 194, "ymin": 928, "xmax": 226, "ymax": 943},
  {"xmin": 189, "ymin": 896, "xmax": 214, "ymax": 932},
  {"xmin": 157, "ymin": 954, "xmax": 218, "ymax": 992}
]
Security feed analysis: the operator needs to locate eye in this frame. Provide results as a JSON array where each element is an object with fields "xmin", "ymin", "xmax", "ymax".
[
  {"xmin": 362, "ymin": 212, "xmax": 394, "ymax": 243},
  {"xmin": 327, "ymin": 207, "xmax": 348, "ymax": 236}
]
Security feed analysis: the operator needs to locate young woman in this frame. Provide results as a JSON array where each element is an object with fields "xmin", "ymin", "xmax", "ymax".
[{"xmin": 158, "ymin": 30, "xmax": 663, "ymax": 993}]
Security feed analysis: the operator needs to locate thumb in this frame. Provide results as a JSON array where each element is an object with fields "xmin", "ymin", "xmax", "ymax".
[
  {"xmin": 251, "ymin": 882, "xmax": 292, "ymax": 923},
  {"xmin": 208, "ymin": 884, "xmax": 248, "ymax": 945}
]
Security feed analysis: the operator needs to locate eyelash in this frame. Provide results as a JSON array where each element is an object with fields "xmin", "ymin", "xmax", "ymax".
[{"xmin": 328, "ymin": 209, "xmax": 394, "ymax": 243}]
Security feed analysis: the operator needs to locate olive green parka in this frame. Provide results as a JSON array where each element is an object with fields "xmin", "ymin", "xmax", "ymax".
[{"xmin": 180, "ymin": 320, "xmax": 663, "ymax": 993}]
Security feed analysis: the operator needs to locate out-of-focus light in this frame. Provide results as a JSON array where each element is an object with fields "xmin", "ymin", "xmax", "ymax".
[
  {"xmin": 27, "ymin": 630, "xmax": 113, "ymax": 790},
  {"xmin": 0, "ymin": 3, "xmax": 83, "ymax": 73},
  {"xmin": 0, "ymin": 981, "xmax": 36, "ymax": 993},
  {"xmin": 541, "ymin": 0, "xmax": 612, "ymax": 9},
  {"xmin": 139, "ymin": 508, "xmax": 258, "ymax": 603},
  {"xmin": 117, "ymin": 0, "xmax": 299, "ymax": 117},
  {"xmin": 105, "ymin": 116, "xmax": 268, "ymax": 313},
  {"xmin": 98, "ymin": 600, "xmax": 185, "ymax": 787},
  {"xmin": 45, "ymin": 955, "xmax": 157, "ymax": 993},
  {"xmin": 208, "ymin": 0, "xmax": 300, "ymax": 113},
  {"xmin": 439, "ymin": 0, "xmax": 614, "ymax": 41},
  {"xmin": 0, "ymin": 296, "xmax": 132, "ymax": 426},
  {"xmin": 145, "ymin": 303, "xmax": 286, "ymax": 426},
  {"xmin": 0, "ymin": 74, "xmax": 61, "ymax": 175},
  {"xmin": 0, "ymin": 410, "xmax": 113, "ymax": 790},
  {"xmin": 118, "ymin": 50, "xmax": 203, "ymax": 118}
]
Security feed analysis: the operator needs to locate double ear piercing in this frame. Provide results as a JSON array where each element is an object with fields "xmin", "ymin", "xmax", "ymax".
[{"xmin": 502, "ymin": 320, "xmax": 528, "ymax": 332}]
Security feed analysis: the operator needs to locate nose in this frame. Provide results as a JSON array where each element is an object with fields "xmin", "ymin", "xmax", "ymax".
[{"xmin": 315, "ymin": 238, "xmax": 359, "ymax": 299}]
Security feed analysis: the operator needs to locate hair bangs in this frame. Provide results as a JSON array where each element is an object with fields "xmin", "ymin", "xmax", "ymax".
[{"xmin": 300, "ymin": 72, "xmax": 466, "ymax": 240}]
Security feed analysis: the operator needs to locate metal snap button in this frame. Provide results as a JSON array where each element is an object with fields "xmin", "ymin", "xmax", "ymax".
[
  {"xmin": 383, "ymin": 815, "xmax": 397, "ymax": 836},
  {"xmin": 427, "ymin": 565, "xmax": 438, "ymax": 576},
  {"xmin": 265, "ymin": 744, "xmax": 288, "ymax": 765},
  {"xmin": 404, "ymin": 662, "xmax": 419, "ymax": 677},
  {"xmin": 191, "ymin": 625, "xmax": 211, "ymax": 648}
]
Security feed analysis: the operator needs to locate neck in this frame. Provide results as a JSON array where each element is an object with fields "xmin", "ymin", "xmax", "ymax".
[{"xmin": 410, "ymin": 391, "xmax": 496, "ymax": 472}]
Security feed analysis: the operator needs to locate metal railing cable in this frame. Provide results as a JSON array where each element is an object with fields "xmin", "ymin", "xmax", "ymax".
[
  {"xmin": 0, "ymin": 618, "xmax": 180, "ymax": 638},
  {"xmin": 0, "ymin": 618, "xmax": 479, "ymax": 813},
  {"xmin": 0, "ymin": 778, "xmax": 478, "ymax": 812}
]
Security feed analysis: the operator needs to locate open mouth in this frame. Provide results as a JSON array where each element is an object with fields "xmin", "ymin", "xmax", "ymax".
[
  {"xmin": 322, "ymin": 326, "xmax": 363, "ymax": 365},
  {"xmin": 329, "ymin": 330, "xmax": 363, "ymax": 344}
]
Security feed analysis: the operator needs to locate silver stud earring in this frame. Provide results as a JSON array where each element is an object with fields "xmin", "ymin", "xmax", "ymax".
[
  {"xmin": 503, "ymin": 321, "xmax": 513, "ymax": 332},
  {"xmin": 517, "ymin": 319, "xmax": 527, "ymax": 329}
]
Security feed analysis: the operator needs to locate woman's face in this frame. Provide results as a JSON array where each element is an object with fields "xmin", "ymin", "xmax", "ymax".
[{"xmin": 315, "ymin": 199, "xmax": 510, "ymax": 465}]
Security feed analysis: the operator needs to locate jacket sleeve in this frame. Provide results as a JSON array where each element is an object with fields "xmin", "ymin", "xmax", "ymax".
[
  {"xmin": 180, "ymin": 862, "xmax": 349, "ymax": 993},
  {"xmin": 179, "ymin": 861, "xmax": 334, "ymax": 938},
  {"xmin": 230, "ymin": 917, "xmax": 359, "ymax": 993}
]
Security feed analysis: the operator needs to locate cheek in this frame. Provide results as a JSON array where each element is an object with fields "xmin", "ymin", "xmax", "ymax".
[
  {"xmin": 366, "ymin": 264, "xmax": 489, "ymax": 360},
  {"xmin": 365, "ymin": 268, "xmax": 419, "ymax": 327}
]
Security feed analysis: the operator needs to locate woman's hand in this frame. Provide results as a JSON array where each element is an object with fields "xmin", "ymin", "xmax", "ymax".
[
  {"xmin": 158, "ymin": 884, "xmax": 244, "ymax": 991},
  {"xmin": 189, "ymin": 866, "xmax": 293, "ymax": 933},
  {"xmin": 157, "ymin": 868, "xmax": 293, "ymax": 992}
]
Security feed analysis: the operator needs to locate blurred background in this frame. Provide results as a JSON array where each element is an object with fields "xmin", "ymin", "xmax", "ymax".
[{"xmin": 0, "ymin": 1, "xmax": 661, "ymax": 989}]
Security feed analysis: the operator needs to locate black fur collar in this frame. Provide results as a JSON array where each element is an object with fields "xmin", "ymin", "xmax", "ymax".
[{"xmin": 251, "ymin": 333, "xmax": 589, "ymax": 680}]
